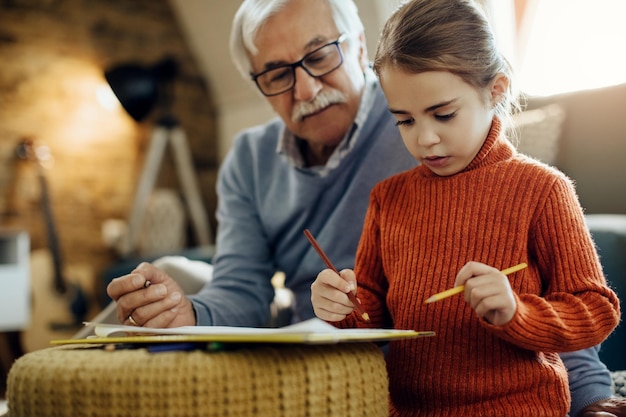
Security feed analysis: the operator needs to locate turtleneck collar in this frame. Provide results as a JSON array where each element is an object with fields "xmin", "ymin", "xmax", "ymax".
[{"xmin": 417, "ymin": 117, "xmax": 516, "ymax": 178}]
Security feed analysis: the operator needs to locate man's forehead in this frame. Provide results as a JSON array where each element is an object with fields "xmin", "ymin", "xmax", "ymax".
[
  {"xmin": 251, "ymin": 0, "xmax": 337, "ymax": 56},
  {"xmin": 251, "ymin": 30, "xmax": 338, "ymax": 71}
]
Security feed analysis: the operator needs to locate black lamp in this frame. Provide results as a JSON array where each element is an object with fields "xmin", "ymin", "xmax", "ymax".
[
  {"xmin": 104, "ymin": 57, "xmax": 212, "ymax": 256},
  {"xmin": 105, "ymin": 57, "xmax": 177, "ymax": 122}
]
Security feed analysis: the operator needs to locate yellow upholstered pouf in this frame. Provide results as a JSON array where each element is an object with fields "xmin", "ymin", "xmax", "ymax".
[{"xmin": 7, "ymin": 342, "xmax": 388, "ymax": 417}]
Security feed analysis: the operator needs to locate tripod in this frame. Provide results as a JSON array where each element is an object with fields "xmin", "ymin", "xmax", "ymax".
[{"xmin": 121, "ymin": 115, "xmax": 212, "ymax": 257}]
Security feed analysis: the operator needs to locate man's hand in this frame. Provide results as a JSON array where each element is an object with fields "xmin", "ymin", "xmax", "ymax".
[
  {"xmin": 106, "ymin": 262, "xmax": 196, "ymax": 328},
  {"xmin": 578, "ymin": 398, "xmax": 626, "ymax": 417}
]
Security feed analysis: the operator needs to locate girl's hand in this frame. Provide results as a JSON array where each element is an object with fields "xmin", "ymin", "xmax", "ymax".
[
  {"xmin": 455, "ymin": 261, "xmax": 517, "ymax": 326},
  {"xmin": 311, "ymin": 268, "xmax": 358, "ymax": 322}
]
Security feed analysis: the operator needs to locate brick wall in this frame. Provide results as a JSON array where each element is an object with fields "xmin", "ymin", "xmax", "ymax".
[{"xmin": 0, "ymin": 0, "xmax": 218, "ymax": 306}]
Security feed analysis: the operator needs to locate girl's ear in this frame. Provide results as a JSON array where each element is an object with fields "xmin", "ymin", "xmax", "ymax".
[{"xmin": 489, "ymin": 73, "xmax": 510, "ymax": 107}]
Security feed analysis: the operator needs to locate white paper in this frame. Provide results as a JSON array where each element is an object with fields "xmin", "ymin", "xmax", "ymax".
[{"xmin": 89, "ymin": 318, "xmax": 409, "ymax": 338}]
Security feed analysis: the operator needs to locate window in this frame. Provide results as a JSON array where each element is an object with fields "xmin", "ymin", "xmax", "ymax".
[{"xmin": 515, "ymin": 0, "xmax": 626, "ymax": 96}]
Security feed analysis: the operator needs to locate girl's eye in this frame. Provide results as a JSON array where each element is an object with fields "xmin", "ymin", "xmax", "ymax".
[
  {"xmin": 435, "ymin": 112, "xmax": 456, "ymax": 121},
  {"xmin": 395, "ymin": 118, "xmax": 413, "ymax": 127}
]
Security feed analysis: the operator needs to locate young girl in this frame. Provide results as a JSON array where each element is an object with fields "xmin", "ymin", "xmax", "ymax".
[{"xmin": 310, "ymin": 0, "xmax": 620, "ymax": 415}]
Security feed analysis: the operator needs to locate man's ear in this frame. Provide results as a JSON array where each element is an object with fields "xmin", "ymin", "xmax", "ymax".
[
  {"xmin": 489, "ymin": 73, "xmax": 510, "ymax": 107},
  {"xmin": 357, "ymin": 32, "xmax": 369, "ymax": 71}
]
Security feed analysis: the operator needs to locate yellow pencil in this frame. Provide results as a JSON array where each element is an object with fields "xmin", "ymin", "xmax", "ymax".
[{"xmin": 423, "ymin": 262, "xmax": 528, "ymax": 304}]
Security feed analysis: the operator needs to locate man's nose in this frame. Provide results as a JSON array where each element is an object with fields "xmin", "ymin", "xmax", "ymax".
[{"xmin": 292, "ymin": 66, "xmax": 322, "ymax": 102}]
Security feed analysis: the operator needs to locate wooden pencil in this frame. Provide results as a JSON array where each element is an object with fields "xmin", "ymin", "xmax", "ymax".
[
  {"xmin": 423, "ymin": 262, "xmax": 528, "ymax": 304},
  {"xmin": 303, "ymin": 229, "xmax": 370, "ymax": 322}
]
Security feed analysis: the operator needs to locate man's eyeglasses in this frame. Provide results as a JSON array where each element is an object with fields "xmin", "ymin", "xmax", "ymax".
[{"xmin": 251, "ymin": 34, "xmax": 347, "ymax": 97}]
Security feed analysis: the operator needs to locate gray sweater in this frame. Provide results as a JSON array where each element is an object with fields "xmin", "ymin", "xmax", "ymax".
[{"xmin": 190, "ymin": 78, "xmax": 416, "ymax": 326}]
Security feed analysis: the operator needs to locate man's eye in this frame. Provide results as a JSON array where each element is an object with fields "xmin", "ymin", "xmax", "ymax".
[
  {"xmin": 268, "ymin": 68, "xmax": 292, "ymax": 83},
  {"xmin": 305, "ymin": 50, "xmax": 331, "ymax": 67}
]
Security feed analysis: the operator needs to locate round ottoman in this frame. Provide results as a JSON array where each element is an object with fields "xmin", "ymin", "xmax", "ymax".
[{"xmin": 7, "ymin": 342, "xmax": 388, "ymax": 417}]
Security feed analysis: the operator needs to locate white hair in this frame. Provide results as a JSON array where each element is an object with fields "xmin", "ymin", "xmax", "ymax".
[{"xmin": 229, "ymin": 0, "xmax": 365, "ymax": 81}]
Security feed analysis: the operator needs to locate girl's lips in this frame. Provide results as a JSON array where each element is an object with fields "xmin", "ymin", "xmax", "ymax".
[{"xmin": 422, "ymin": 156, "xmax": 450, "ymax": 168}]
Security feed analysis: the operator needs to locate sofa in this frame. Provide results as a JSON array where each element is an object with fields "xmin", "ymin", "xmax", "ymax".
[{"xmin": 520, "ymin": 82, "xmax": 626, "ymax": 214}]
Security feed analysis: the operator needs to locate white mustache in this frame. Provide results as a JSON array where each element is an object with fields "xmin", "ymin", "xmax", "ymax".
[{"xmin": 291, "ymin": 89, "xmax": 347, "ymax": 122}]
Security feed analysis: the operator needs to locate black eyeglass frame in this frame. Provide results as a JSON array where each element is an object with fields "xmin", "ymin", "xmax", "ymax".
[{"xmin": 250, "ymin": 33, "xmax": 348, "ymax": 97}]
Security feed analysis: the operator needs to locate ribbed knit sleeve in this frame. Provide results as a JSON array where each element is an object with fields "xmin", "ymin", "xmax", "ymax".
[
  {"xmin": 486, "ymin": 170, "xmax": 620, "ymax": 352},
  {"xmin": 340, "ymin": 120, "xmax": 620, "ymax": 416}
]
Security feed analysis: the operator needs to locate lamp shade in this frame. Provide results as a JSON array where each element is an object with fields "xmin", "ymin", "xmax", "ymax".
[{"xmin": 105, "ymin": 57, "xmax": 178, "ymax": 122}]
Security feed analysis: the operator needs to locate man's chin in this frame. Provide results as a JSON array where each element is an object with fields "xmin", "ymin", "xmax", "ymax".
[{"xmin": 295, "ymin": 120, "xmax": 349, "ymax": 145}]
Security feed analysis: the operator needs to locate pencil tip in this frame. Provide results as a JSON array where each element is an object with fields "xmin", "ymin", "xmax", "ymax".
[
  {"xmin": 362, "ymin": 313, "xmax": 370, "ymax": 322},
  {"xmin": 424, "ymin": 297, "xmax": 434, "ymax": 304}
]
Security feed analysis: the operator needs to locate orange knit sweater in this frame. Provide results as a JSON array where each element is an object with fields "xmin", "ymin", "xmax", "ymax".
[{"xmin": 339, "ymin": 119, "xmax": 620, "ymax": 416}]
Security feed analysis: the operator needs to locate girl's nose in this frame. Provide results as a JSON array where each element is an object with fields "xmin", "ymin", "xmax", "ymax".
[{"xmin": 417, "ymin": 129, "xmax": 440, "ymax": 147}]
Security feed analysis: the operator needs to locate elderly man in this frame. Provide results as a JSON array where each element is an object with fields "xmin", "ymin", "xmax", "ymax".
[{"xmin": 107, "ymin": 1, "xmax": 624, "ymax": 415}]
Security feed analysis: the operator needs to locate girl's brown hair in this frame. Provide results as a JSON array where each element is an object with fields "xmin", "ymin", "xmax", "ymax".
[{"xmin": 373, "ymin": 0, "xmax": 520, "ymax": 123}]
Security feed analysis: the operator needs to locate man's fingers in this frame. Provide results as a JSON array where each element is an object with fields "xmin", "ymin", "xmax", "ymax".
[
  {"xmin": 141, "ymin": 309, "xmax": 178, "ymax": 328},
  {"xmin": 114, "ymin": 283, "xmax": 168, "ymax": 323},
  {"xmin": 107, "ymin": 272, "xmax": 150, "ymax": 301},
  {"xmin": 142, "ymin": 296, "xmax": 196, "ymax": 328},
  {"xmin": 132, "ymin": 262, "xmax": 170, "ymax": 284},
  {"xmin": 108, "ymin": 262, "xmax": 169, "ymax": 300},
  {"xmin": 125, "ymin": 299, "xmax": 178, "ymax": 328}
]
